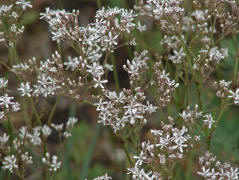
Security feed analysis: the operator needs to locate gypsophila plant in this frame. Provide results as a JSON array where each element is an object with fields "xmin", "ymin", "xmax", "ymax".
[{"xmin": 0, "ymin": 0, "xmax": 239, "ymax": 179}]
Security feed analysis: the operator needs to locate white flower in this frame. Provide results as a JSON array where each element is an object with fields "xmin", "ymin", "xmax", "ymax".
[
  {"xmin": 192, "ymin": 10, "xmax": 209, "ymax": 21},
  {"xmin": 104, "ymin": 31, "xmax": 118, "ymax": 49},
  {"xmin": 18, "ymin": 82, "xmax": 32, "ymax": 97},
  {"xmin": 0, "ymin": 111, "xmax": 4, "ymax": 119},
  {"xmin": 50, "ymin": 155, "xmax": 61, "ymax": 171},
  {"xmin": 104, "ymin": 63, "xmax": 113, "ymax": 71},
  {"xmin": 64, "ymin": 56, "xmax": 81, "ymax": 71},
  {"xmin": 15, "ymin": 0, "xmax": 32, "ymax": 10},
  {"xmin": 94, "ymin": 173, "xmax": 112, "ymax": 180},
  {"xmin": 168, "ymin": 48, "xmax": 185, "ymax": 64},
  {"xmin": 93, "ymin": 77, "xmax": 108, "ymax": 89},
  {"xmin": 51, "ymin": 123, "xmax": 63, "ymax": 132},
  {"xmin": 27, "ymin": 127, "xmax": 42, "ymax": 146},
  {"xmin": 229, "ymin": 89, "xmax": 239, "ymax": 105},
  {"xmin": 0, "ymin": 133, "xmax": 9, "ymax": 145},
  {"xmin": 0, "ymin": 94, "xmax": 14, "ymax": 109},
  {"xmin": 203, "ymin": 114, "xmax": 216, "ymax": 129},
  {"xmin": 226, "ymin": 167, "xmax": 239, "ymax": 179},
  {"xmin": 2, "ymin": 155, "xmax": 18, "ymax": 173},
  {"xmin": 42, "ymin": 153, "xmax": 61, "ymax": 172},
  {"xmin": 0, "ymin": 78, "xmax": 8, "ymax": 89},
  {"xmin": 66, "ymin": 117, "xmax": 78, "ymax": 130},
  {"xmin": 134, "ymin": 151, "xmax": 147, "ymax": 166},
  {"xmin": 63, "ymin": 131, "xmax": 72, "ymax": 138},
  {"xmin": 137, "ymin": 22, "xmax": 146, "ymax": 32},
  {"xmin": 19, "ymin": 126, "xmax": 28, "ymax": 139},
  {"xmin": 42, "ymin": 125, "xmax": 52, "ymax": 138},
  {"xmin": 21, "ymin": 152, "xmax": 33, "ymax": 164},
  {"xmin": 197, "ymin": 166, "xmax": 211, "ymax": 178}
]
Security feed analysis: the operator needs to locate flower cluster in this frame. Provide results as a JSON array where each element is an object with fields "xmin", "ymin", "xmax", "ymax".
[
  {"xmin": 179, "ymin": 104, "xmax": 202, "ymax": 125},
  {"xmin": 128, "ymin": 116, "xmax": 199, "ymax": 179},
  {"xmin": 95, "ymin": 87, "xmax": 157, "ymax": 133},
  {"xmin": 0, "ymin": 117, "xmax": 78, "ymax": 174},
  {"xmin": 135, "ymin": 0, "xmax": 184, "ymax": 33},
  {"xmin": 123, "ymin": 50, "xmax": 149, "ymax": 85},
  {"xmin": 192, "ymin": 0, "xmax": 239, "ymax": 34},
  {"xmin": 40, "ymin": 7, "xmax": 137, "ymax": 62},
  {"xmin": 11, "ymin": 51, "xmax": 92, "ymax": 99},
  {"xmin": 153, "ymin": 63, "xmax": 179, "ymax": 107},
  {"xmin": 213, "ymin": 80, "xmax": 232, "ymax": 98},
  {"xmin": 193, "ymin": 47, "xmax": 229, "ymax": 79},
  {"xmin": 197, "ymin": 151, "xmax": 239, "ymax": 179},
  {"xmin": 0, "ymin": 79, "xmax": 20, "ymax": 119},
  {"xmin": 42, "ymin": 153, "xmax": 61, "ymax": 172},
  {"xmin": 0, "ymin": 0, "xmax": 32, "ymax": 47}
]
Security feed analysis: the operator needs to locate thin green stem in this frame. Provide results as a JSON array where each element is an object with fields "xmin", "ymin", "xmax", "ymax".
[
  {"xmin": 233, "ymin": 34, "xmax": 239, "ymax": 83},
  {"xmin": 83, "ymin": 99, "xmax": 94, "ymax": 106},
  {"xmin": 123, "ymin": 143, "xmax": 134, "ymax": 166},
  {"xmin": 96, "ymin": 0, "xmax": 102, "ymax": 8},
  {"xmin": 80, "ymin": 124, "xmax": 102, "ymax": 179},
  {"xmin": 29, "ymin": 98, "xmax": 42, "ymax": 126},
  {"xmin": 196, "ymin": 82, "xmax": 204, "ymax": 111},
  {"xmin": 57, "ymin": 0, "xmax": 64, "ymax": 9},
  {"xmin": 47, "ymin": 95, "xmax": 61, "ymax": 125},
  {"xmin": 179, "ymin": 36, "xmax": 195, "ymax": 80}
]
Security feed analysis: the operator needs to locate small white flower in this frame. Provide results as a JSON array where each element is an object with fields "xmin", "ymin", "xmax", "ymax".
[
  {"xmin": 50, "ymin": 155, "xmax": 61, "ymax": 171},
  {"xmin": 64, "ymin": 56, "xmax": 81, "ymax": 71},
  {"xmin": 104, "ymin": 63, "xmax": 113, "ymax": 71},
  {"xmin": 42, "ymin": 153, "xmax": 61, "ymax": 172},
  {"xmin": 203, "ymin": 114, "xmax": 216, "ymax": 129},
  {"xmin": 18, "ymin": 82, "xmax": 32, "ymax": 97},
  {"xmin": 0, "ymin": 78, "xmax": 8, "ymax": 89},
  {"xmin": 0, "ymin": 133, "xmax": 9, "ymax": 145},
  {"xmin": 51, "ymin": 123, "xmax": 63, "ymax": 132},
  {"xmin": 2, "ymin": 155, "xmax": 18, "ymax": 173},
  {"xmin": 63, "ymin": 131, "xmax": 72, "ymax": 138},
  {"xmin": 0, "ymin": 111, "xmax": 4, "ymax": 119},
  {"xmin": 19, "ymin": 126, "xmax": 28, "ymax": 139},
  {"xmin": 168, "ymin": 48, "xmax": 185, "ymax": 64},
  {"xmin": 137, "ymin": 22, "xmax": 147, "ymax": 32},
  {"xmin": 15, "ymin": 0, "xmax": 32, "ymax": 10},
  {"xmin": 21, "ymin": 152, "xmax": 33, "ymax": 164},
  {"xmin": 66, "ymin": 117, "xmax": 78, "ymax": 130},
  {"xmin": 27, "ymin": 127, "xmax": 42, "ymax": 146},
  {"xmin": 197, "ymin": 166, "xmax": 211, "ymax": 178},
  {"xmin": 94, "ymin": 173, "xmax": 112, "ymax": 180},
  {"xmin": 229, "ymin": 89, "xmax": 239, "ymax": 105},
  {"xmin": 0, "ymin": 94, "xmax": 14, "ymax": 109},
  {"xmin": 42, "ymin": 125, "xmax": 52, "ymax": 138}
]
